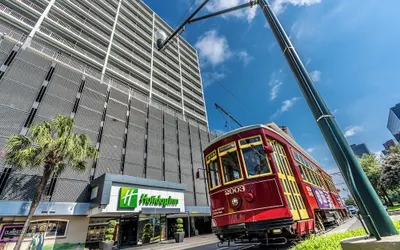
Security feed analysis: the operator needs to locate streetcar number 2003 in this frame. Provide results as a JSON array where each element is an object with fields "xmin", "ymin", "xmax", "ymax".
[{"xmin": 224, "ymin": 185, "xmax": 245, "ymax": 195}]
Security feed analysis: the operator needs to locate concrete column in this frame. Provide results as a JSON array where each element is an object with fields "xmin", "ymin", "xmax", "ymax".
[{"xmin": 22, "ymin": 0, "xmax": 56, "ymax": 50}]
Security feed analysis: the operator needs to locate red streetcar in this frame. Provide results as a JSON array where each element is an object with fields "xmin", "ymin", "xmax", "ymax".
[{"xmin": 202, "ymin": 123, "xmax": 348, "ymax": 245}]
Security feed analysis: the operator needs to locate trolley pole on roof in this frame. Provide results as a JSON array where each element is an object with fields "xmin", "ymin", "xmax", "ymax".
[
  {"xmin": 215, "ymin": 103, "xmax": 243, "ymax": 128},
  {"xmin": 153, "ymin": 0, "xmax": 398, "ymax": 238}
]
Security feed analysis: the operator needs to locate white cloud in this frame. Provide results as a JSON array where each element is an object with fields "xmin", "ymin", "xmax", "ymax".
[
  {"xmin": 195, "ymin": 30, "xmax": 231, "ymax": 66},
  {"xmin": 199, "ymin": 0, "xmax": 258, "ymax": 23},
  {"xmin": 269, "ymin": 70, "xmax": 284, "ymax": 101},
  {"xmin": 270, "ymin": 82, "xmax": 282, "ymax": 101},
  {"xmin": 332, "ymin": 109, "xmax": 338, "ymax": 115},
  {"xmin": 271, "ymin": 0, "xmax": 322, "ymax": 15},
  {"xmin": 271, "ymin": 97, "xmax": 300, "ymax": 119},
  {"xmin": 310, "ymin": 70, "xmax": 321, "ymax": 82},
  {"xmin": 307, "ymin": 147, "xmax": 316, "ymax": 153},
  {"xmin": 344, "ymin": 126, "xmax": 363, "ymax": 138},
  {"xmin": 306, "ymin": 58, "xmax": 312, "ymax": 65},
  {"xmin": 237, "ymin": 50, "xmax": 253, "ymax": 66}
]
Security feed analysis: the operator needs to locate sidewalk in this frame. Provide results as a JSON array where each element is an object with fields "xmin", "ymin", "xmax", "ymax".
[
  {"xmin": 324, "ymin": 217, "xmax": 357, "ymax": 235},
  {"xmin": 124, "ymin": 234, "xmax": 219, "ymax": 250}
]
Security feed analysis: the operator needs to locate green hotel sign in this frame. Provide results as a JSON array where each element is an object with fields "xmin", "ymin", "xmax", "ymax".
[
  {"xmin": 119, "ymin": 187, "xmax": 138, "ymax": 209},
  {"xmin": 118, "ymin": 187, "xmax": 179, "ymax": 209}
]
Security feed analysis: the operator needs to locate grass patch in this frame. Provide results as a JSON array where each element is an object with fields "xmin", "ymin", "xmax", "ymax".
[
  {"xmin": 388, "ymin": 205, "xmax": 400, "ymax": 211},
  {"xmin": 291, "ymin": 221, "xmax": 400, "ymax": 250}
]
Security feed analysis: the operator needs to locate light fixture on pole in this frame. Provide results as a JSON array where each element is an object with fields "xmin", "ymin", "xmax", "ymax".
[{"xmin": 154, "ymin": 30, "xmax": 167, "ymax": 50}]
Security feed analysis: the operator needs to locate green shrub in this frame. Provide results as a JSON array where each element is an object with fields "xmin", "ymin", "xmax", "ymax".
[
  {"xmin": 142, "ymin": 223, "xmax": 152, "ymax": 240},
  {"xmin": 291, "ymin": 221, "xmax": 400, "ymax": 250},
  {"xmin": 176, "ymin": 218, "xmax": 184, "ymax": 233},
  {"xmin": 103, "ymin": 220, "xmax": 116, "ymax": 242}
]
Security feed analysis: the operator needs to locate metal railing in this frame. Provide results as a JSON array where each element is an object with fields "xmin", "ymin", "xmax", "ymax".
[
  {"xmin": 152, "ymin": 77, "xmax": 181, "ymax": 99},
  {"xmin": 91, "ymin": 0, "xmax": 116, "ymax": 17},
  {"xmin": 112, "ymin": 40, "xmax": 150, "ymax": 68},
  {"xmin": 46, "ymin": 13, "xmax": 107, "ymax": 52},
  {"xmin": 180, "ymin": 49, "xmax": 199, "ymax": 69},
  {"xmin": 68, "ymin": 0, "xmax": 112, "ymax": 29},
  {"xmin": 182, "ymin": 77, "xmax": 202, "ymax": 94},
  {"xmin": 38, "ymin": 26, "xmax": 104, "ymax": 65},
  {"xmin": 116, "ymin": 21, "xmax": 151, "ymax": 51},
  {"xmin": 153, "ymin": 57, "xmax": 180, "ymax": 79},
  {"xmin": 109, "ymin": 51, "xmax": 150, "ymax": 78},
  {"xmin": 181, "ymin": 68, "xmax": 201, "ymax": 87},
  {"xmin": 55, "ymin": 2, "xmax": 110, "ymax": 40},
  {"xmin": 107, "ymin": 64, "xmax": 150, "ymax": 91},
  {"xmin": 0, "ymin": 3, "xmax": 36, "ymax": 27},
  {"xmin": 85, "ymin": 0, "xmax": 114, "ymax": 22},
  {"xmin": 184, "ymin": 96, "xmax": 205, "ymax": 112},
  {"xmin": 118, "ymin": 12, "xmax": 152, "ymax": 43},
  {"xmin": 113, "ymin": 30, "xmax": 151, "ymax": 59},
  {"xmin": 184, "ymin": 107, "xmax": 207, "ymax": 123},
  {"xmin": 152, "ymin": 88, "xmax": 181, "ymax": 107},
  {"xmin": 0, "ymin": 21, "xmax": 26, "ymax": 42},
  {"xmin": 182, "ymin": 85, "xmax": 203, "ymax": 102},
  {"xmin": 130, "ymin": 0, "xmax": 153, "ymax": 24},
  {"xmin": 120, "ymin": 6, "xmax": 152, "ymax": 35},
  {"xmin": 29, "ymin": 39, "xmax": 103, "ymax": 80},
  {"xmin": 152, "ymin": 67, "xmax": 180, "ymax": 88},
  {"xmin": 181, "ymin": 58, "xmax": 200, "ymax": 79},
  {"xmin": 17, "ymin": 0, "xmax": 44, "ymax": 13}
]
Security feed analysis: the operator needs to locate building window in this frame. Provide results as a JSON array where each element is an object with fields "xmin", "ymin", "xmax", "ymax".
[
  {"xmin": 26, "ymin": 220, "xmax": 68, "ymax": 238},
  {"xmin": 207, "ymin": 161, "xmax": 221, "ymax": 189},
  {"xmin": 218, "ymin": 142, "xmax": 242, "ymax": 184},
  {"xmin": 239, "ymin": 135, "xmax": 272, "ymax": 178}
]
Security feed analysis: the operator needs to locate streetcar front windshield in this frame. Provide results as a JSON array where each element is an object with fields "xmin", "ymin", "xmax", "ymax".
[
  {"xmin": 207, "ymin": 160, "xmax": 221, "ymax": 189},
  {"xmin": 242, "ymin": 145, "xmax": 271, "ymax": 177},
  {"xmin": 220, "ymin": 151, "xmax": 242, "ymax": 183}
]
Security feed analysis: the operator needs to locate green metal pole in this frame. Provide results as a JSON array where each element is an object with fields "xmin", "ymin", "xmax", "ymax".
[{"xmin": 258, "ymin": 0, "xmax": 398, "ymax": 237}]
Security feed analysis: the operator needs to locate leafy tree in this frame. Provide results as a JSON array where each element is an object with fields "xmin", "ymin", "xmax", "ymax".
[
  {"xmin": 359, "ymin": 154, "xmax": 393, "ymax": 206},
  {"xmin": 344, "ymin": 196, "xmax": 355, "ymax": 206},
  {"xmin": 4, "ymin": 115, "xmax": 98, "ymax": 250},
  {"xmin": 381, "ymin": 144, "xmax": 400, "ymax": 194}
]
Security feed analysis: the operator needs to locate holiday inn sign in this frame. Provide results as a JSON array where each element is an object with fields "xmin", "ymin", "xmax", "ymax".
[{"xmin": 118, "ymin": 187, "xmax": 179, "ymax": 209}]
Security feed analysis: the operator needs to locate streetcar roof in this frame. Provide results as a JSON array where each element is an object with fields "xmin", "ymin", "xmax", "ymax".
[{"xmin": 206, "ymin": 123, "xmax": 325, "ymax": 171}]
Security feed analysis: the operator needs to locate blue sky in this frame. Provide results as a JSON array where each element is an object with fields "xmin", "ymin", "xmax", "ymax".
[{"xmin": 144, "ymin": 0, "xmax": 400, "ymax": 191}]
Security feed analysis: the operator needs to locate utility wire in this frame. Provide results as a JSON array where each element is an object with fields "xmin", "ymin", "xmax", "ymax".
[
  {"xmin": 174, "ymin": 0, "xmax": 197, "ymax": 30},
  {"xmin": 206, "ymin": 72, "xmax": 253, "ymax": 113}
]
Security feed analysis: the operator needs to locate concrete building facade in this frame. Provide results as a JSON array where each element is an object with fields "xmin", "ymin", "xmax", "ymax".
[
  {"xmin": 387, "ymin": 103, "xmax": 400, "ymax": 142},
  {"xmin": 350, "ymin": 143, "xmax": 371, "ymax": 158},
  {"xmin": 0, "ymin": 0, "xmax": 214, "ymax": 248}
]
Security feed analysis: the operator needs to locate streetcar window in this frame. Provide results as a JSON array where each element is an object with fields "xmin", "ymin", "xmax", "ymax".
[
  {"xmin": 220, "ymin": 151, "xmax": 242, "ymax": 183},
  {"xmin": 241, "ymin": 145, "xmax": 271, "ymax": 177},
  {"xmin": 207, "ymin": 160, "xmax": 221, "ymax": 189}
]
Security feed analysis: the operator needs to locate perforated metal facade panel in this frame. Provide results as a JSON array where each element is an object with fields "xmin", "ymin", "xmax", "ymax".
[
  {"xmin": 51, "ymin": 179, "xmax": 90, "ymax": 202},
  {"xmin": 124, "ymin": 162, "xmax": 144, "ymax": 178},
  {"xmin": 125, "ymin": 143, "xmax": 145, "ymax": 166},
  {"xmin": 0, "ymin": 106, "xmax": 28, "ymax": 137},
  {"xmin": 99, "ymin": 135, "xmax": 123, "ymax": 160},
  {"xmin": 95, "ymin": 158, "xmax": 121, "ymax": 178},
  {"xmin": 0, "ymin": 79, "xmax": 37, "ymax": 112},
  {"xmin": 0, "ymin": 174, "xmax": 41, "ymax": 201},
  {"xmin": 36, "ymin": 94, "xmax": 74, "ymax": 118}
]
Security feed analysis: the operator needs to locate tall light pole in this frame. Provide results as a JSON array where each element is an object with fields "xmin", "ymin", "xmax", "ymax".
[{"xmin": 154, "ymin": 0, "xmax": 398, "ymax": 238}]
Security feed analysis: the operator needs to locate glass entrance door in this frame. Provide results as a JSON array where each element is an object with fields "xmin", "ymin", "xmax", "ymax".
[{"xmin": 119, "ymin": 216, "xmax": 138, "ymax": 247}]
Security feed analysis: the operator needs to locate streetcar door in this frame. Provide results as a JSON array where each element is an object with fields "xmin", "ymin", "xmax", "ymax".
[{"xmin": 268, "ymin": 140, "xmax": 309, "ymax": 220}]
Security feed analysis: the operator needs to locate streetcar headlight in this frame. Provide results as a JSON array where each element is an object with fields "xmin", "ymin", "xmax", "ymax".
[{"xmin": 231, "ymin": 197, "xmax": 239, "ymax": 206}]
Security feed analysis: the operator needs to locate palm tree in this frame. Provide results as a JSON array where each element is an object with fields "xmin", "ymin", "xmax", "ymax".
[{"xmin": 4, "ymin": 115, "xmax": 98, "ymax": 250}]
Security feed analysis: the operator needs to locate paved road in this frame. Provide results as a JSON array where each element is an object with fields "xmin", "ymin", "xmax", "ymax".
[
  {"xmin": 348, "ymin": 214, "xmax": 400, "ymax": 231},
  {"xmin": 130, "ymin": 215, "xmax": 400, "ymax": 250}
]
